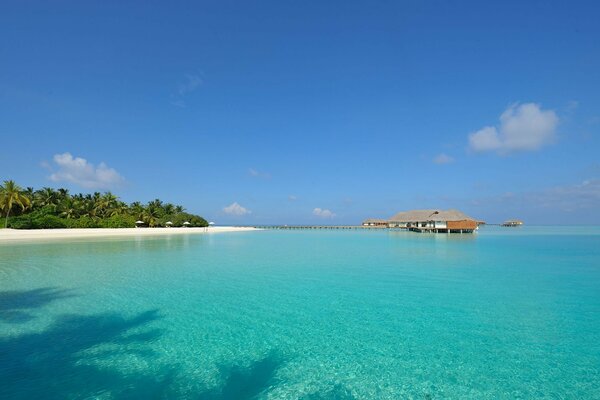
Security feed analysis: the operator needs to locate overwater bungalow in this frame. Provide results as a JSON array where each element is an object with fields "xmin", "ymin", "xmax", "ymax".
[
  {"xmin": 388, "ymin": 209, "xmax": 478, "ymax": 233},
  {"xmin": 362, "ymin": 218, "xmax": 388, "ymax": 227},
  {"xmin": 502, "ymin": 220, "xmax": 524, "ymax": 227}
]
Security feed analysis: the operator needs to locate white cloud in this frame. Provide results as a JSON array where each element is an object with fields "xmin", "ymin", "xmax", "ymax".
[
  {"xmin": 223, "ymin": 202, "xmax": 251, "ymax": 216},
  {"xmin": 248, "ymin": 168, "xmax": 271, "ymax": 179},
  {"xmin": 533, "ymin": 179, "xmax": 600, "ymax": 211},
  {"xmin": 48, "ymin": 152, "xmax": 125, "ymax": 189},
  {"xmin": 313, "ymin": 208, "xmax": 335, "ymax": 218},
  {"xmin": 171, "ymin": 99, "xmax": 186, "ymax": 108},
  {"xmin": 468, "ymin": 103, "xmax": 558, "ymax": 154},
  {"xmin": 566, "ymin": 100, "xmax": 579, "ymax": 112},
  {"xmin": 178, "ymin": 74, "xmax": 202, "ymax": 95},
  {"xmin": 288, "ymin": 195, "xmax": 297, "ymax": 201},
  {"xmin": 433, "ymin": 153, "xmax": 454, "ymax": 164},
  {"xmin": 469, "ymin": 179, "xmax": 600, "ymax": 221},
  {"xmin": 468, "ymin": 126, "xmax": 502, "ymax": 152},
  {"xmin": 171, "ymin": 73, "xmax": 202, "ymax": 107}
]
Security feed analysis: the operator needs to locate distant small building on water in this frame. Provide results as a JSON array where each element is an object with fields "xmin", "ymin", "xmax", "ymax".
[{"xmin": 502, "ymin": 220, "xmax": 524, "ymax": 227}]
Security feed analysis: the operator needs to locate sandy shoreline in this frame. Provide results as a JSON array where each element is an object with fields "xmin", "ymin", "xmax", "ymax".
[{"xmin": 0, "ymin": 226, "xmax": 259, "ymax": 242}]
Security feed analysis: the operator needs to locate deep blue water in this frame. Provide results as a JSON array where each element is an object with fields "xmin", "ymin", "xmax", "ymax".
[{"xmin": 1, "ymin": 226, "xmax": 599, "ymax": 399}]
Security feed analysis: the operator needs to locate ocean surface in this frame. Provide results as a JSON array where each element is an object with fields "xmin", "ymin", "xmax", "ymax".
[{"xmin": 0, "ymin": 226, "xmax": 599, "ymax": 399}]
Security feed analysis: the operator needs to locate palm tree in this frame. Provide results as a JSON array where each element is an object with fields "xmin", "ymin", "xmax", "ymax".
[
  {"xmin": 35, "ymin": 187, "xmax": 57, "ymax": 207},
  {"xmin": 147, "ymin": 199, "xmax": 164, "ymax": 214},
  {"xmin": 56, "ymin": 188, "xmax": 70, "ymax": 205},
  {"xmin": 0, "ymin": 180, "xmax": 31, "ymax": 228},
  {"xmin": 58, "ymin": 197, "xmax": 78, "ymax": 219},
  {"xmin": 109, "ymin": 201, "xmax": 128, "ymax": 217},
  {"xmin": 142, "ymin": 205, "xmax": 162, "ymax": 227},
  {"xmin": 98, "ymin": 192, "xmax": 119, "ymax": 217},
  {"xmin": 163, "ymin": 203, "xmax": 175, "ymax": 216},
  {"xmin": 129, "ymin": 201, "xmax": 145, "ymax": 219},
  {"xmin": 80, "ymin": 201, "xmax": 97, "ymax": 219},
  {"xmin": 25, "ymin": 187, "xmax": 35, "ymax": 199}
]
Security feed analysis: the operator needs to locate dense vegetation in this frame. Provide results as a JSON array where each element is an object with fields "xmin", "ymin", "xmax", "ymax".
[{"xmin": 0, "ymin": 180, "xmax": 208, "ymax": 229}]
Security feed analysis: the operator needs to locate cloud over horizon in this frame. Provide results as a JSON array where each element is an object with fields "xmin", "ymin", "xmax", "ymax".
[
  {"xmin": 469, "ymin": 103, "xmax": 559, "ymax": 154},
  {"xmin": 532, "ymin": 178, "xmax": 600, "ymax": 211},
  {"xmin": 313, "ymin": 208, "xmax": 335, "ymax": 218},
  {"xmin": 48, "ymin": 152, "xmax": 125, "ymax": 190},
  {"xmin": 468, "ymin": 178, "xmax": 600, "ymax": 223},
  {"xmin": 223, "ymin": 202, "xmax": 251, "ymax": 216},
  {"xmin": 433, "ymin": 153, "xmax": 454, "ymax": 164}
]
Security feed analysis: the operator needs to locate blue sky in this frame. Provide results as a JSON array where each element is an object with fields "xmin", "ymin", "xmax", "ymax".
[{"xmin": 1, "ymin": 1, "xmax": 599, "ymax": 224}]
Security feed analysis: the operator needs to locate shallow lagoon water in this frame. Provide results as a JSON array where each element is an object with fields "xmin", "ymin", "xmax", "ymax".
[{"xmin": 1, "ymin": 227, "xmax": 599, "ymax": 399}]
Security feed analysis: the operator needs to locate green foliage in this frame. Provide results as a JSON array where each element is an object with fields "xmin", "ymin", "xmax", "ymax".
[
  {"xmin": 65, "ymin": 217, "xmax": 102, "ymax": 229},
  {"xmin": 185, "ymin": 214, "xmax": 209, "ymax": 227},
  {"xmin": 6, "ymin": 215, "xmax": 35, "ymax": 229},
  {"xmin": 8, "ymin": 208, "xmax": 67, "ymax": 229},
  {"xmin": 2, "ymin": 180, "xmax": 209, "ymax": 230},
  {"xmin": 159, "ymin": 213, "xmax": 208, "ymax": 227},
  {"xmin": 1, "ymin": 180, "xmax": 32, "ymax": 228},
  {"xmin": 100, "ymin": 214, "xmax": 136, "ymax": 228},
  {"xmin": 33, "ymin": 215, "xmax": 68, "ymax": 229}
]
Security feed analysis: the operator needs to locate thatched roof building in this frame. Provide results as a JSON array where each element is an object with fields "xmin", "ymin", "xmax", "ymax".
[
  {"xmin": 389, "ymin": 209, "xmax": 476, "ymax": 223},
  {"xmin": 388, "ymin": 209, "xmax": 478, "ymax": 232}
]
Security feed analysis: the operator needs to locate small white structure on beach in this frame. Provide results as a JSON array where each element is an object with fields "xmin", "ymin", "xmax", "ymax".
[
  {"xmin": 183, "ymin": 221, "xmax": 191, "ymax": 227},
  {"xmin": 165, "ymin": 221, "xmax": 173, "ymax": 227},
  {"xmin": 135, "ymin": 220, "xmax": 144, "ymax": 228}
]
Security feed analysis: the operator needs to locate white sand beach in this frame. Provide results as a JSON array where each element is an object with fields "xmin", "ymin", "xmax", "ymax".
[{"xmin": 0, "ymin": 226, "xmax": 259, "ymax": 242}]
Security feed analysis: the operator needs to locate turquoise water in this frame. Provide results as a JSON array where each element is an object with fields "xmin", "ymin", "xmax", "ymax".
[{"xmin": 1, "ymin": 227, "xmax": 599, "ymax": 399}]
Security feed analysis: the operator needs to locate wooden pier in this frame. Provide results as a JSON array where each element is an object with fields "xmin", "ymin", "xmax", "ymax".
[
  {"xmin": 253, "ymin": 225, "xmax": 475, "ymax": 233},
  {"xmin": 408, "ymin": 227, "xmax": 475, "ymax": 234},
  {"xmin": 253, "ymin": 225, "xmax": 388, "ymax": 230}
]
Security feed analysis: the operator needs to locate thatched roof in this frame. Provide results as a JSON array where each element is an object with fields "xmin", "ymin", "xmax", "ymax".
[
  {"xmin": 389, "ymin": 209, "xmax": 476, "ymax": 222},
  {"xmin": 363, "ymin": 218, "xmax": 387, "ymax": 223}
]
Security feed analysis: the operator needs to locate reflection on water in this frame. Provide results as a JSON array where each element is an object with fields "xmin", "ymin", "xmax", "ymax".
[
  {"xmin": 2, "ymin": 234, "xmax": 205, "ymax": 258},
  {"xmin": 387, "ymin": 229, "xmax": 477, "ymax": 242}
]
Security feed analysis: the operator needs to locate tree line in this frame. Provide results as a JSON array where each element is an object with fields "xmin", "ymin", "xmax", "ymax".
[{"xmin": 0, "ymin": 180, "xmax": 208, "ymax": 229}]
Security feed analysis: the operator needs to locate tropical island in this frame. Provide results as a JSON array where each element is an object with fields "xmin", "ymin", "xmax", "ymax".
[{"xmin": 0, "ymin": 180, "xmax": 208, "ymax": 229}]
